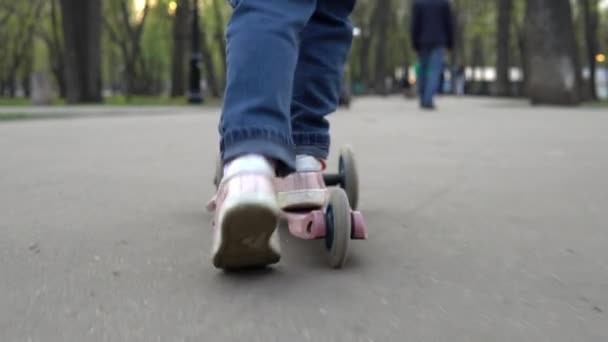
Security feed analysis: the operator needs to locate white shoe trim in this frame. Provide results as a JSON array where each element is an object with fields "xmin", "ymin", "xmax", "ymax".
[{"xmin": 277, "ymin": 189, "xmax": 326, "ymax": 210}]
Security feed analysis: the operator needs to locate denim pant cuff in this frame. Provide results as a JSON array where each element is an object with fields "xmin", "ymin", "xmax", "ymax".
[
  {"xmin": 221, "ymin": 128, "xmax": 296, "ymax": 176},
  {"xmin": 292, "ymin": 132, "xmax": 330, "ymax": 160}
]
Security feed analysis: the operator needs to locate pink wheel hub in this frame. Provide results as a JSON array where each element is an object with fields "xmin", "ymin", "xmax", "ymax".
[
  {"xmin": 284, "ymin": 210, "xmax": 326, "ymax": 240},
  {"xmin": 284, "ymin": 209, "xmax": 367, "ymax": 240},
  {"xmin": 351, "ymin": 211, "xmax": 367, "ymax": 240}
]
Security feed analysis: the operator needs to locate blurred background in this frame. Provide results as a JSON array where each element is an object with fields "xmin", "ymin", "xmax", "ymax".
[
  {"xmin": 3, "ymin": 3, "xmax": 608, "ymax": 340},
  {"xmin": 0, "ymin": 0, "xmax": 607, "ymax": 105}
]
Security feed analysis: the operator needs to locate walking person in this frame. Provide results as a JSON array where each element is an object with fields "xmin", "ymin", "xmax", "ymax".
[
  {"xmin": 411, "ymin": 0, "xmax": 454, "ymax": 109},
  {"xmin": 454, "ymin": 64, "xmax": 465, "ymax": 96}
]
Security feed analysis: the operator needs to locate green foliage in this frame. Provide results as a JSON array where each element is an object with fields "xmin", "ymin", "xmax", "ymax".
[
  {"xmin": 0, "ymin": 97, "xmax": 31, "ymax": 106},
  {"xmin": 139, "ymin": 2, "xmax": 173, "ymax": 88},
  {"xmin": 0, "ymin": 113, "xmax": 30, "ymax": 121},
  {"xmin": 104, "ymin": 95, "xmax": 187, "ymax": 105},
  {"xmin": 0, "ymin": 0, "xmax": 45, "ymax": 94},
  {"xmin": 105, "ymin": 94, "xmax": 222, "ymax": 106},
  {"xmin": 2, "ymin": 0, "xmax": 607, "ymax": 101},
  {"xmin": 0, "ymin": 97, "xmax": 64, "ymax": 106}
]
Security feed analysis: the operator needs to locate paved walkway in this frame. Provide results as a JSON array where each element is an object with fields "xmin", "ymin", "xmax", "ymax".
[{"xmin": 1, "ymin": 97, "xmax": 607, "ymax": 341}]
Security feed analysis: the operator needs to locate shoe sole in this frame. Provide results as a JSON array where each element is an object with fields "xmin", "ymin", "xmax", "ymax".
[{"xmin": 213, "ymin": 201, "xmax": 280, "ymax": 269}]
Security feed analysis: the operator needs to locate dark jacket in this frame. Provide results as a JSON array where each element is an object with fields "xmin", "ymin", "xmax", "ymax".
[{"xmin": 411, "ymin": 0, "xmax": 454, "ymax": 51}]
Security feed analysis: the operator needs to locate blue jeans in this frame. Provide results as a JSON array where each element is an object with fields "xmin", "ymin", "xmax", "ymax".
[
  {"xmin": 417, "ymin": 47, "xmax": 444, "ymax": 108},
  {"xmin": 220, "ymin": 0, "xmax": 355, "ymax": 176}
]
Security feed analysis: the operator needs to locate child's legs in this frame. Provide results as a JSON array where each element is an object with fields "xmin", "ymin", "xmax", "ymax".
[
  {"xmin": 220, "ymin": 0, "xmax": 316, "ymax": 175},
  {"xmin": 290, "ymin": 0, "xmax": 356, "ymax": 160}
]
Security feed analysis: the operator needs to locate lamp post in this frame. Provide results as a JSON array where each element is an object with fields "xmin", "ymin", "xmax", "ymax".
[
  {"xmin": 599, "ymin": 53, "xmax": 608, "ymax": 100},
  {"xmin": 188, "ymin": 0, "xmax": 203, "ymax": 103}
]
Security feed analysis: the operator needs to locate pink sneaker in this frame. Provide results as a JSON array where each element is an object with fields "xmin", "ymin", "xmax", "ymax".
[
  {"xmin": 208, "ymin": 171, "xmax": 281, "ymax": 269},
  {"xmin": 275, "ymin": 171, "xmax": 327, "ymax": 211}
]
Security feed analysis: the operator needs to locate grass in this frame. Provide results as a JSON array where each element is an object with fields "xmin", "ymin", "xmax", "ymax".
[
  {"xmin": 0, "ymin": 97, "xmax": 33, "ymax": 106},
  {"xmin": 106, "ymin": 95, "xmax": 222, "ymax": 106},
  {"xmin": 0, "ymin": 97, "xmax": 66, "ymax": 106},
  {"xmin": 0, "ymin": 96, "xmax": 221, "ymax": 106},
  {"xmin": 104, "ymin": 95, "xmax": 189, "ymax": 105},
  {"xmin": 585, "ymin": 99, "xmax": 608, "ymax": 108},
  {"xmin": 0, "ymin": 113, "xmax": 30, "ymax": 121},
  {"xmin": 0, "ymin": 95, "xmax": 222, "ymax": 122}
]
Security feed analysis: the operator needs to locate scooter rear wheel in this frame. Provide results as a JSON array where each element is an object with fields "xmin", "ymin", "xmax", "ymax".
[{"xmin": 325, "ymin": 188, "xmax": 351, "ymax": 268}]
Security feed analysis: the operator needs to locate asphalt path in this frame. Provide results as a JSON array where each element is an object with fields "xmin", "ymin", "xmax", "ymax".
[{"xmin": 1, "ymin": 97, "xmax": 607, "ymax": 341}]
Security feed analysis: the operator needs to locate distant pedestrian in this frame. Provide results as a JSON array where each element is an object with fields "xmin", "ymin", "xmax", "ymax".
[
  {"xmin": 438, "ymin": 61, "xmax": 446, "ymax": 94},
  {"xmin": 454, "ymin": 64, "xmax": 465, "ymax": 96},
  {"xmin": 411, "ymin": 0, "xmax": 454, "ymax": 109}
]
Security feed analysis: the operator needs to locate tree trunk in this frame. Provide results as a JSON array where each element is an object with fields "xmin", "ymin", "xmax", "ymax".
[
  {"xmin": 7, "ymin": 74, "xmax": 16, "ymax": 97},
  {"xmin": 170, "ymin": 0, "xmax": 190, "ymax": 97},
  {"xmin": 199, "ymin": 15, "xmax": 220, "ymax": 97},
  {"xmin": 60, "ymin": 0, "xmax": 102, "ymax": 103},
  {"xmin": 125, "ymin": 60, "xmax": 138, "ymax": 96},
  {"xmin": 50, "ymin": 0, "xmax": 66, "ymax": 98},
  {"xmin": 451, "ymin": 0, "xmax": 466, "ymax": 67},
  {"xmin": 450, "ymin": 1, "xmax": 466, "ymax": 93},
  {"xmin": 352, "ymin": 2, "xmax": 370, "ymax": 91},
  {"xmin": 359, "ymin": 34, "xmax": 372, "ymax": 90},
  {"xmin": 495, "ymin": 0, "xmax": 513, "ymax": 96},
  {"xmin": 212, "ymin": 0, "xmax": 227, "ymax": 92},
  {"xmin": 21, "ymin": 50, "xmax": 33, "ymax": 97},
  {"xmin": 54, "ymin": 65, "xmax": 67, "ymax": 98},
  {"xmin": 581, "ymin": 0, "xmax": 599, "ymax": 100},
  {"xmin": 517, "ymin": 27, "xmax": 529, "ymax": 97},
  {"xmin": 524, "ymin": 0, "xmax": 581, "ymax": 105},
  {"xmin": 470, "ymin": 35, "xmax": 485, "ymax": 95},
  {"xmin": 371, "ymin": 0, "xmax": 392, "ymax": 94},
  {"xmin": 200, "ymin": 40, "xmax": 220, "ymax": 98}
]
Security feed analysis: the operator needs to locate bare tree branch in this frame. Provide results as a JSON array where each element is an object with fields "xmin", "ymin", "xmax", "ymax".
[
  {"xmin": 0, "ymin": 1, "xmax": 17, "ymax": 14},
  {"xmin": 118, "ymin": 0, "xmax": 135, "ymax": 38},
  {"xmin": 11, "ymin": 0, "xmax": 45, "ymax": 71},
  {"xmin": 50, "ymin": 0, "xmax": 62, "ymax": 53},
  {"xmin": 131, "ymin": 0, "xmax": 150, "ymax": 63},
  {"xmin": 103, "ymin": 15, "xmax": 130, "ymax": 65},
  {"xmin": 0, "ymin": 13, "xmax": 11, "ymax": 27},
  {"xmin": 0, "ymin": 1, "xmax": 17, "ymax": 27},
  {"xmin": 103, "ymin": 15, "xmax": 124, "ymax": 46},
  {"xmin": 0, "ymin": 0, "xmax": 43, "ymax": 89},
  {"xmin": 35, "ymin": 26, "xmax": 53, "ymax": 46},
  {"xmin": 134, "ymin": 0, "xmax": 150, "ymax": 42}
]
